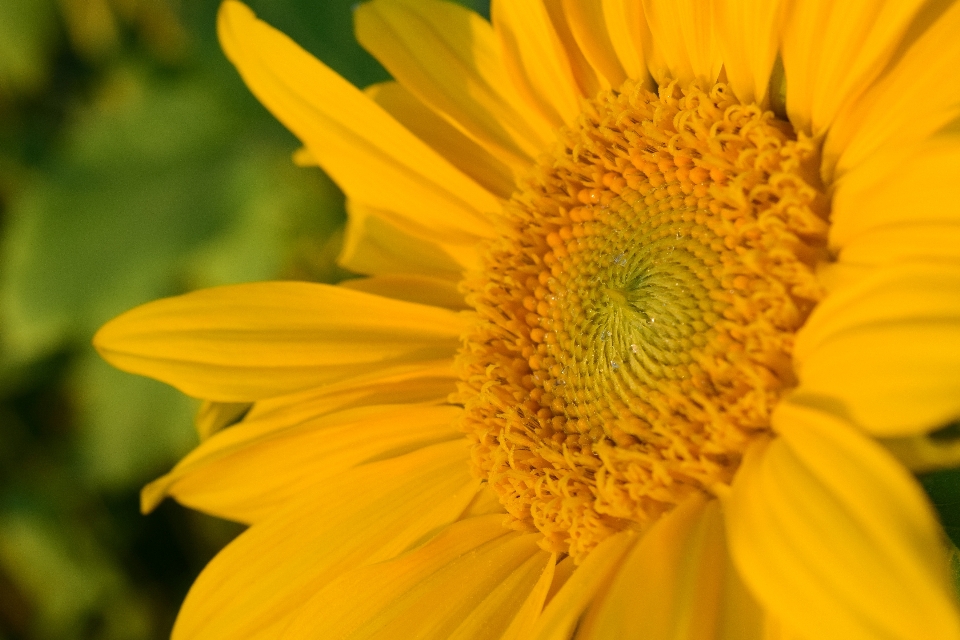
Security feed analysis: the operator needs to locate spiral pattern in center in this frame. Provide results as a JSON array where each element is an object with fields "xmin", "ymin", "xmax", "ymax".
[{"xmin": 456, "ymin": 79, "xmax": 829, "ymax": 559}]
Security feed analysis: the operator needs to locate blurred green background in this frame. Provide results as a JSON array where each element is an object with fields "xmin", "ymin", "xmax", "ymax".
[
  {"xmin": 0, "ymin": 0, "xmax": 488, "ymax": 637},
  {"xmin": 1, "ymin": 1, "xmax": 959, "ymax": 639}
]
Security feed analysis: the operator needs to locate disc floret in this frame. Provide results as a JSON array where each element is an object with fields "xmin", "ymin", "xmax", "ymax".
[{"xmin": 456, "ymin": 80, "xmax": 828, "ymax": 560}]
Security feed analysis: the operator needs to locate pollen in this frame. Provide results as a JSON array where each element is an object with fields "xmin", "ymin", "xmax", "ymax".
[{"xmin": 455, "ymin": 80, "xmax": 829, "ymax": 560}]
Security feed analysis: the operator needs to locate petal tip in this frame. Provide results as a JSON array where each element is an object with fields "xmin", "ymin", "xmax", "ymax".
[
  {"xmin": 140, "ymin": 475, "xmax": 173, "ymax": 515},
  {"xmin": 92, "ymin": 313, "xmax": 127, "ymax": 362}
]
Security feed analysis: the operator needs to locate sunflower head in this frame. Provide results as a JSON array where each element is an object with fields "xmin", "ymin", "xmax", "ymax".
[
  {"xmin": 92, "ymin": 0, "xmax": 960, "ymax": 638},
  {"xmin": 457, "ymin": 76, "xmax": 830, "ymax": 558}
]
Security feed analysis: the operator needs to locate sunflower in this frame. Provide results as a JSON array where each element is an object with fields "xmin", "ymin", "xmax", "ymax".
[{"xmin": 94, "ymin": 0, "xmax": 960, "ymax": 637}]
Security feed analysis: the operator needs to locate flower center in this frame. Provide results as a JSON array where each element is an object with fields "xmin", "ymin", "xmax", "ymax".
[{"xmin": 455, "ymin": 80, "xmax": 829, "ymax": 560}]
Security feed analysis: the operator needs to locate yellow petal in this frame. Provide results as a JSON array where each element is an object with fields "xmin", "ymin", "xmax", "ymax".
[
  {"xmin": 447, "ymin": 552, "xmax": 555, "ymax": 640},
  {"xmin": 458, "ymin": 483, "xmax": 508, "ymax": 520},
  {"xmin": 796, "ymin": 323, "xmax": 960, "ymax": 438},
  {"xmin": 830, "ymin": 138, "xmax": 960, "ymax": 251},
  {"xmin": 561, "ymin": 0, "xmax": 627, "ymax": 88},
  {"xmin": 243, "ymin": 360, "xmax": 456, "ymax": 425},
  {"xmin": 498, "ymin": 551, "xmax": 557, "ymax": 640},
  {"xmin": 813, "ymin": 261, "xmax": 876, "ymax": 298},
  {"xmin": 143, "ymin": 403, "xmax": 463, "ymax": 523},
  {"xmin": 823, "ymin": 1, "xmax": 960, "ymax": 182},
  {"xmin": 725, "ymin": 403, "xmax": 960, "ymax": 640},
  {"xmin": 641, "ymin": 0, "xmax": 722, "ymax": 85},
  {"xmin": 719, "ymin": 565, "xmax": 768, "ymax": 640},
  {"xmin": 541, "ymin": 0, "xmax": 604, "ymax": 98},
  {"xmin": 339, "ymin": 274, "xmax": 468, "ymax": 310},
  {"xmin": 602, "ymin": 0, "xmax": 653, "ymax": 84},
  {"xmin": 354, "ymin": 0, "xmax": 553, "ymax": 174},
  {"xmin": 762, "ymin": 614, "xmax": 804, "ymax": 640},
  {"xmin": 543, "ymin": 555, "xmax": 576, "ymax": 606},
  {"xmin": 795, "ymin": 262, "xmax": 960, "ymax": 437},
  {"xmin": 529, "ymin": 530, "xmax": 635, "ymax": 640},
  {"xmin": 492, "ymin": 0, "xmax": 583, "ymax": 128},
  {"xmin": 338, "ymin": 201, "xmax": 477, "ymax": 281},
  {"xmin": 365, "ymin": 81, "xmax": 516, "ymax": 199},
  {"xmin": 577, "ymin": 494, "xmax": 764, "ymax": 640},
  {"xmin": 172, "ymin": 440, "xmax": 479, "ymax": 639},
  {"xmin": 837, "ymin": 223, "xmax": 960, "ymax": 271},
  {"xmin": 291, "ymin": 146, "xmax": 313, "ymax": 167},
  {"xmin": 882, "ymin": 432, "xmax": 960, "ymax": 474},
  {"xmin": 195, "ymin": 400, "xmax": 250, "ymax": 441},
  {"xmin": 94, "ymin": 282, "xmax": 464, "ymax": 402},
  {"xmin": 797, "ymin": 263, "xmax": 960, "ymax": 359},
  {"xmin": 712, "ymin": 0, "xmax": 783, "ymax": 105},
  {"xmin": 780, "ymin": 0, "xmax": 928, "ymax": 137},
  {"xmin": 280, "ymin": 517, "xmax": 548, "ymax": 639},
  {"xmin": 217, "ymin": 1, "xmax": 498, "ymax": 243}
]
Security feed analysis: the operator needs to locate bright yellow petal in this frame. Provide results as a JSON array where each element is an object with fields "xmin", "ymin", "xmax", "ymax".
[
  {"xmin": 498, "ymin": 550, "xmax": 556, "ymax": 640},
  {"xmin": 365, "ymin": 81, "xmax": 516, "ymax": 199},
  {"xmin": 458, "ymin": 483, "xmax": 508, "ymax": 520},
  {"xmin": 172, "ymin": 440, "xmax": 479, "ymax": 639},
  {"xmin": 194, "ymin": 400, "xmax": 250, "ymax": 441},
  {"xmin": 491, "ymin": 0, "xmax": 583, "ymax": 127},
  {"xmin": 217, "ymin": 1, "xmax": 498, "ymax": 243},
  {"xmin": 541, "ymin": 0, "xmax": 604, "ymax": 98},
  {"xmin": 242, "ymin": 360, "xmax": 456, "ymax": 427},
  {"xmin": 577, "ymin": 494, "xmax": 764, "ymax": 640},
  {"xmin": 837, "ymin": 224, "xmax": 960, "ymax": 272},
  {"xmin": 529, "ymin": 530, "xmax": 635, "ymax": 640},
  {"xmin": 796, "ymin": 323, "xmax": 960, "ymax": 438},
  {"xmin": 143, "ymin": 403, "xmax": 463, "ymax": 523},
  {"xmin": 447, "ymin": 551, "xmax": 555, "ymax": 640},
  {"xmin": 94, "ymin": 282, "xmax": 464, "ymax": 402},
  {"xmin": 641, "ymin": 0, "xmax": 722, "ymax": 85},
  {"xmin": 602, "ymin": 0, "xmax": 654, "ymax": 85},
  {"xmin": 830, "ymin": 138, "xmax": 960, "ymax": 251},
  {"xmin": 813, "ymin": 261, "xmax": 874, "ymax": 298},
  {"xmin": 712, "ymin": 0, "xmax": 783, "ymax": 105},
  {"xmin": 725, "ymin": 403, "xmax": 960, "ymax": 640},
  {"xmin": 339, "ymin": 274, "xmax": 468, "ymax": 310},
  {"xmin": 543, "ymin": 555, "xmax": 576, "ymax": 606},
  {"xmin": 280, "ymin": 516, "xmax": 549, "ymax": 639},
  {"xmin": 291, "ymin": 146, "xmax": 314, "ymax": 167},
  {"xmin": 338, "ymin": 201, "xmax": 476, "ymax": 281},
  {"xmin": 780, "ymin": 0, "xmax": 928, "ymax": 137},
  {"xmin": 823, "ymin": 1, "xmax": 960, "ymax": 182},
  {"xmin": 354, "ymin": 0, "xmax": 553, "ymax": 173},
  {"xmin": 762, "ymin": 614, "xmax": 804, "ymax": 640},
  {"xmin": 561, "ymin": 0, "xmax": 626, "ymax": 88},
  {"xmin": 795, "ymin": 262, "xmax": 960, "ymax": 437},
  {"xmin": 718, "ymin": 561, "xmax": 768, "ymax": 640},
  {"xmin": 798, "ymin": 263, "xmax": 960, "ymax": 359}
]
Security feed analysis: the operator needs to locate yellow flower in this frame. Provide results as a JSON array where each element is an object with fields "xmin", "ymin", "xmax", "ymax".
[{"xmin": 94, "ymin": 0, "xmax": 960, "ymax": 637}]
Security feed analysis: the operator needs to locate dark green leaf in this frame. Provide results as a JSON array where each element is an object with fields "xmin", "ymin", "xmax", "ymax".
[{"xmin": 918, "ymin": 466, "xmax": 960, "ymax": 549}]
